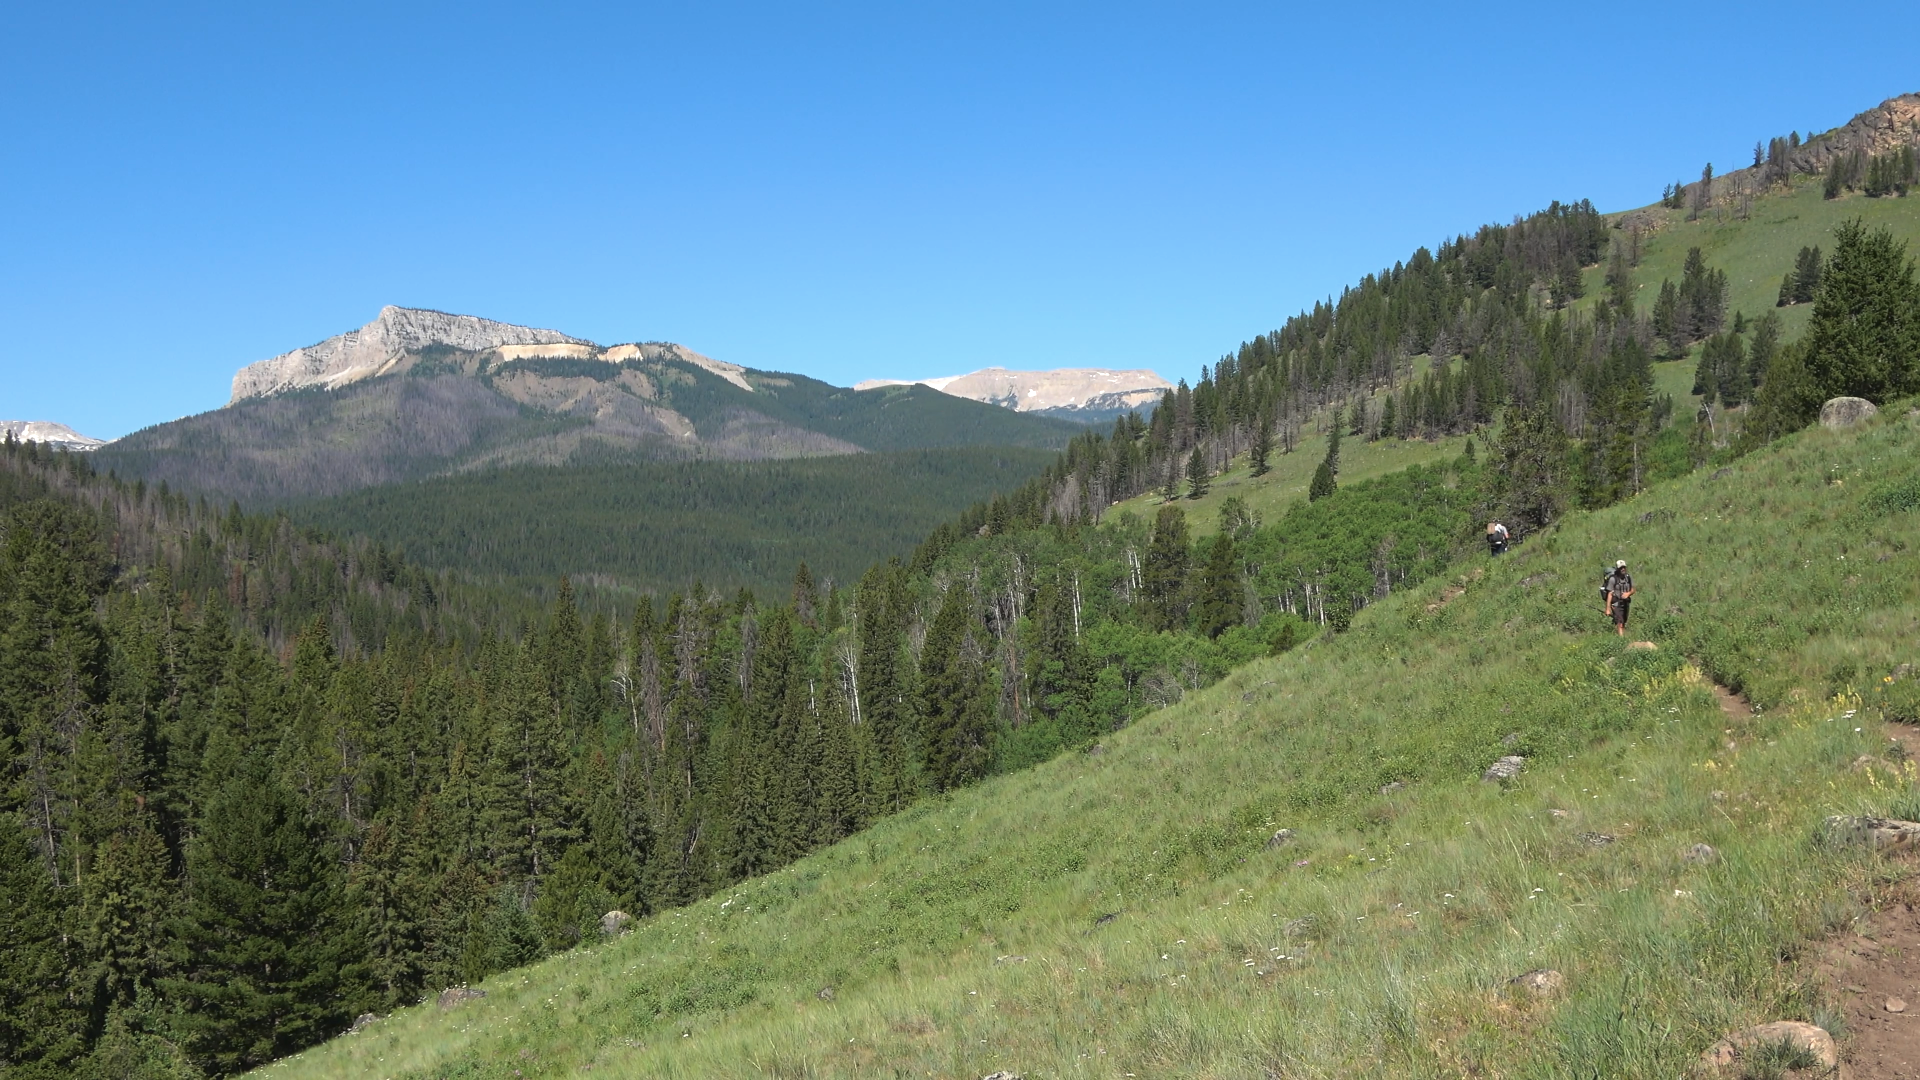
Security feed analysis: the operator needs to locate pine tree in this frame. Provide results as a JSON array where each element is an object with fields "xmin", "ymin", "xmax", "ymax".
[
  {"xmin": 1802, "ymin": 219, "xmax": 1920, "ymax": 403},
  {"xmin": 1489, "ymin": 402, "xmax": 1569, "ymax": 535},
  {"xmin": 1248, "ymin": 412, "xmax": 1273, "ymax": 477},
  {"xmin": 0, "ymin": 812, "xmax": 88, "ymax": 1073},
  {"xmin": 918, "ymin": 586, "xmax": 992, "ymax": 791},
  {"xmin": 531, "ymin": 845, "xmax": 607, "ymax": 953},
  {"xmin": 1191, "ymin": 534, "xmax": 1243, "ymax": 640},
  {"xmin": 350, "ymin": 818, "xmax": 424, "ymax": 1011},
  {"xmin": 1141, "ymin": 507, "xmax": 1190, "ymax": 632},
  {"xmin": 1378, "ymin": 394, "xmax": 1397, "ymax": 441},
  {"xmin": 162, "ymin": 768, "xmax": 366, "ymax": 1075},
  {"xmin": 79, "ymin": 816, "xmax": 174, "ymax": 1020},
  {"xmin": 1025, "ymin": 578, "xmax": 1095, "ymax": 745},
  {"xmin": 1184, "ymin": 446, "xmax": 1210, "ymax": 499}
]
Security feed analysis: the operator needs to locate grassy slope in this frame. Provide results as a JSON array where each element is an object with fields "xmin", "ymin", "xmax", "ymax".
[
  {"xmin": 1111, "ymin": 431, "xmax": 1471, "ymax": 539},
  {"xmin": 1125, "ymin": 181, "xmax": 1920, "ymax": 542},
  {"xmin": 271, "ymin": 406, "xmax": 1920, "ymax": 1079},
  {"xmin": 1583, "ymin": 178, "xmax": 1920, "ymax": 344}
]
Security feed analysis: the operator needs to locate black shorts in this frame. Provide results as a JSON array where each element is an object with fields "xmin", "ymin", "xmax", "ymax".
[{"xmin": 1611, "ymin": 599, "xmax": 1631, "ymax": 626}]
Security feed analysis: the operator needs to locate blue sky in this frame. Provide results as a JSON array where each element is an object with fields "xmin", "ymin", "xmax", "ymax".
[{"xmin": 2, "ymin": 2, "xmax": 1911, "ymax": 439}]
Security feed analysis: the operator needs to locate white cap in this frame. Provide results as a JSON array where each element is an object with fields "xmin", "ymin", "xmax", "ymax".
[{"xmin": 1616, "ymin": 560, "xmax": 1627, "ymax": 568}]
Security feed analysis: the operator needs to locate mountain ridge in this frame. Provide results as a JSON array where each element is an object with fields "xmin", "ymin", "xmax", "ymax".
[
  {"xmin": 855, "ymin": 365, "xmax": 1172, "ymax": 422},
  {"xmin": 0, "ymin": 420, "xmax": 106, "ymax": 451}
]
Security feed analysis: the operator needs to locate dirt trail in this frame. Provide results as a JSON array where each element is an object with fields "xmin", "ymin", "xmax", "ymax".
[
  {"xmin": 1711, "ymin": 682, "xmax": 1753, "ymax": 722},
  {"xmin": 1819, "ymin": 873, "xmax": 1920, "ymax": 1079}
]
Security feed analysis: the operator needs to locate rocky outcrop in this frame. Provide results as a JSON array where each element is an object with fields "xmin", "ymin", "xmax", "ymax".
[
  {"xmin": 229, "ymin": 306, "xmax": 590, "ymax": 402},
  {"xmin": 855, "ymin": 367, "xmax": 1171, "ymax": 421},
  {"xmin": 0, "ymin": 421, "xmax": 105, "ymax": 451},
  {"xmin": 1699, "ymin": 1020, "xmax": 1836, "ymax": 1073}
]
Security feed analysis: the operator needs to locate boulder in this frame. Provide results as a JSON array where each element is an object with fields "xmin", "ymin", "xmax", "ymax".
[
  {"xmin": 981, "ymin": 1073, "xmax": 1025, "ymax": 1080},
  {"xmin": 1265, "ymin": 829, "xmax": 1297, "ymax": 849},
  {"xmin": 1380, "ymin": 781, "xmax": 1406, "ymax": 794},
  {"xmin": 1509, "ymin": 969, "xmax": 1565, "ymax": 997},
  {"xmin": 1699, "ymin": 1020, "xmax": 1836, "ymax": 1073},
  {"xmin": 348, "ymin": 1012, "xmax": 379, "ymax": 1033},
  {"xmin": 600, "ymin": 910, "xmax": 633, "ymax": 936},
  {"xmin": 816, "ymin": 986, "xmax": 836, "ymax": 1001},
  {"xmin": 437, "ymin": 986, "xmax": 487, "ymax": 1009},
  {"xmin": 1482, "ymin": 756, "xmax": 1526, "ymax": 782},
  {"xmin": 1821, "ymin": 814, "xmax": 1920, "ymax": 850},
  {"xmin": 1819, "ymin": 396, "xmax": 1879, "ymax": 430}
]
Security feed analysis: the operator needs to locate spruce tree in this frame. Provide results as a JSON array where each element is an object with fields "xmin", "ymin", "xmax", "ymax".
[
  {"xmin": 1025, "ymin": 578, "xmax": 1095, "ymax": 745},
  {"xmin": 1489, "ymin": 402, "xmax": 1569, "ymax": 535},
  {"xmin": 163, "ymin": 767, "xmax": 365, "ymax": 1075},
  {"xmin": 918, "ymin": 586, "xmax": 991, "ymax": 791},
  {"xmin": 1248, "ymin": 412, "xmax": 1273, "ymax": 477},
  {"xmin": 1184, "ymin": 446, "xmax": 1210, "ymax": 499},
  {"xmin": 0, "ymin": 812, "xmax": 88, "ymax": 1073},
  {"xmin": 1141, "ymin": 507, "xmax": 1190, "ymax": 632},
  {"xmin": 1191, "ymin": 535, "xmax": 1243, "ymax": 640},
  {"xmin": 1803, "ymin": 219, "xmax": 1920, "ymax": 403}
]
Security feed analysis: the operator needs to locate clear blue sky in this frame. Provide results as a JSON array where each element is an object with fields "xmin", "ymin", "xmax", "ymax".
[{"xmin": 2, "ymin": 2, "xmax": 1910, "ymax": 439}]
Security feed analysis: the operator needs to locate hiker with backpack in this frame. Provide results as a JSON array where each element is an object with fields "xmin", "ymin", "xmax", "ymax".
[
  {"xmin": 1486, "ymin": 521, "xmax": 1510, "ymax": 556},
  {"xmin": 1606, "ymin": 559, "xmax": 1634, "ymax": 636}
]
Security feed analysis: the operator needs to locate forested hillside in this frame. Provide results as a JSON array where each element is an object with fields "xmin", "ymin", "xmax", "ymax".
[
  {"xmin": 95, "ymin": 354, "xmax": 1082, "ymax": 507},
  {"xmin": 4, "ymin": 95, "xmax": 1919, "ymax": 1080},
  {"xmin": 289, "ymin": 446, "xmax": 1060, "ymax": 599},
  {"xmin": 0, "ymin": 417, "xmax": 1482, "ymax": 1077}
]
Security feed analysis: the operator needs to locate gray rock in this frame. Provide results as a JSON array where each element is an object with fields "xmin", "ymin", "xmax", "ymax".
[
  {"xmin": 1819, "ymin": 396, "xmax": 1879, "ymax": 430},
  {"xmin": 1821, "ymin": 814, "xmax": 1920, "ymax": 850},
  {"xmin": 981, "ymin": 1073, "xmax": 1024, "ymax": 1080},
  {"xmin": 231, "ymin": 306, "xmax": 590, "ymax": 402},
  {"xmin": 816, "ymin": 986, "xmax": 836, "ymax": 1001},
  {"xmin": 437, "ymin": 986, "xmax": 487, "ymax": 1009},
  {"xmin": 1682, "ymin": 843, "xmax": 1718, "ymax": 864},
  {"xmin": 1510, "ymin": 969, "xmax": 1565, "ymax": 997},
  {"xmin": 600, "ymin": 910, "xmax": 632, "ymax": 936},
  {"xmin": 1265, "ymin": 829, "xmax": 1297, "ymax": 849},
  {"xmin": 1579, "ymin": 832, "xmax": 1617, "ymax": 846},
  {"xmin": 348, "ymin": 1012, "xmax": 379, "ymax": 1033},
  {"xmin": 1482, "ymin": 756, "xmax": 1526, "ymax": 782},
  {"xmin": 1379, "ymin": 781, "xmax": 1406, "ymax": 794},
  {"xmin": 1700, "ymin": 1020, "xmax": 1836, "ymax": 1073}
]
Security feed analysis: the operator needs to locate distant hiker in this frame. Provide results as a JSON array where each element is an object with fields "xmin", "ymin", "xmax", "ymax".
[
  {"xmin": 1607, "ymin": 559, "xmax": 1634, "ymax": 636},
  {"xmin": 1486, "ymin": 521, "xmax": 1510, "ymax": 556}
]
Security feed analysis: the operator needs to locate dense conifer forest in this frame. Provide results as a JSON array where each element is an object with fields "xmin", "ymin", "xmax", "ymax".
[{"xmin": 3, "ymin": 159, "xmax": 1918, "ymax": 1077}]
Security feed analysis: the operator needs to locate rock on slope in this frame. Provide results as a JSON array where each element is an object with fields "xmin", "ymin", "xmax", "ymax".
[
  {"xmin": 230, "ymin": 306, "xmax": 592, "ymax": 402},
  {"xmin": 0, "ymin": 420, "xmax": 105, "ymax": 451},
  {"xmin": 855, "ymin": 367, "xmax": 1171, "ymax": 422}
]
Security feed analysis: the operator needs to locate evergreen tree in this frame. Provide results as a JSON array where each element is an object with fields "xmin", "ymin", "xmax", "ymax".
[
  {"xmin": 1248, "ymin": 411, "xmax": 1273, "ymax": 477},
  {"xmin": 1141, "ymin": 507, "xmax": 1191, "ymax": 632},
  {"xmin": 349, "ymin": 819, "xmax": 423, "ymax": 1011},
  {"xmin": 531, "ymin": 845, "xmax": 608, "ymax": 953},
  {"xmin": 0, "ymin": 812, "xmax": 88, "ymax": 1073},
  {"xmin": 1308, "ymin": 459, "xmax": 1337, "ymax": 502},
  {"xmin": 1489, "ymin": 402, "xmax": 1569, "ymax": 535},
  {"xmin": 1802, "ymin": 219, "xmax": 1920, "ymax": 403},
  {"xmin": 918, "ymin": 585, "xmax": 992, "ymax": 791},
  {"xmin": 1191, "ymin": 534, "xmax": 1243, "ymax": 640},
  {"xmin": 1025, "ymin": 578, "xmax": 1095, "ymax": 745},
  {"xmin": 1184, "ymin": 446, "xmax": 1210, "ymax": 499},
  {"xmin": 162, "ymin": 768, "xmax": 365, "ymax": 1075},
  {"xmin": 79, "ymin": 816, "xmax": 175, "ymax": 1020}
]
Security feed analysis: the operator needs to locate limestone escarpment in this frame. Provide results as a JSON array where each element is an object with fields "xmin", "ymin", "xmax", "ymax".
[{"xmin": 229, "ymin": 306, "xmax": 591, "ymax": 402}]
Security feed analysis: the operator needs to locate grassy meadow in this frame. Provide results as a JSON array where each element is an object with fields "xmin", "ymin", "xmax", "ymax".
[
  {"xmin": 1583, "ymin": 177, "xmax": 1920, "ymax": 339},
  {"xmin": 262, "ymin": 400, "xmax": 1920, "ymax": 1078}
]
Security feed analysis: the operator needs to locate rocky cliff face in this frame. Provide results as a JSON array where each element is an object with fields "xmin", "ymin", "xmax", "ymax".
[
  {"xmin": 229, "ymin": 306, "xmax": 590, "ymax": 402},
  {"xmin": 1, "ymin": 420, "xmax": 105, "ymax": 451},
  {"xmin": 855, "ymin": 366, "xmax": 1171, "ymax": 422}
]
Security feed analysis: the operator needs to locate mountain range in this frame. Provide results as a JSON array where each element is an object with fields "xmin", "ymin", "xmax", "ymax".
[
  {"xmin": 854, "ymin": 366, "xmax": 1171, "ymax": 422},
  {"xmin": 95, "ymin": 306, "xmax": 1085, "ymax": 505},
  {"xmin": 0, "ymin": 420, "xmax": 104, "ymax": 452}
]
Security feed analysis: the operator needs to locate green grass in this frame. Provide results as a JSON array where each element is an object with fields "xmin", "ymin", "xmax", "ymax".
[
  {"xmin": 1113, "ymin": 427, "xmax": 1471, "ymax": 539},
  {"xmin": 1584, "ymin": 177, "xmax": 1920, "ymax": 341},
  {"xmin": 263, "ymin": 404, "xmax": 1920, "ymax": 1078}
]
